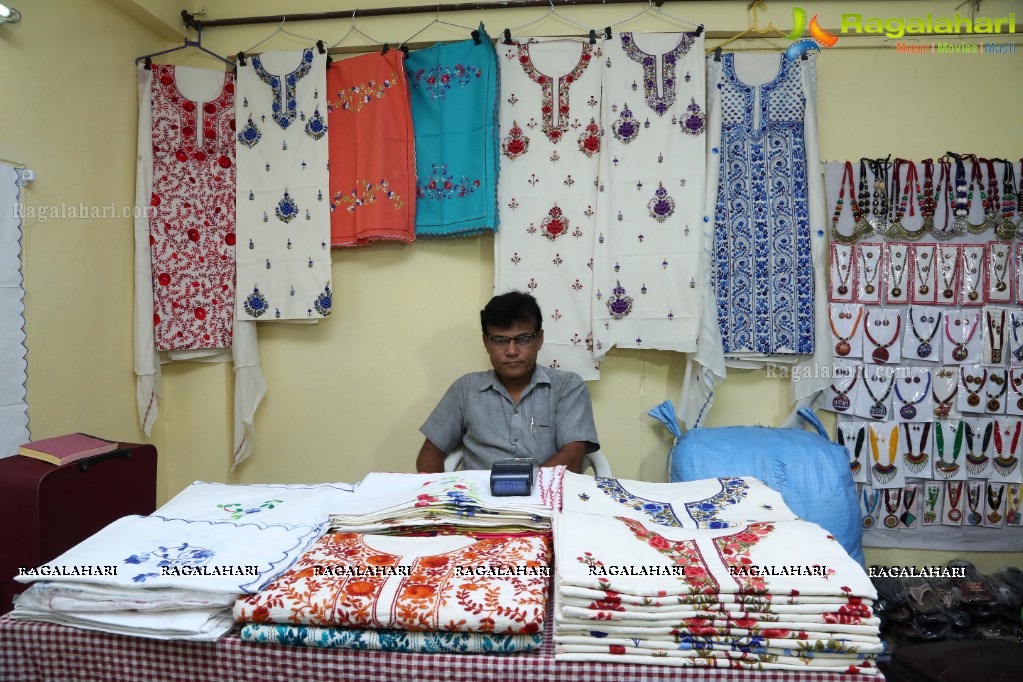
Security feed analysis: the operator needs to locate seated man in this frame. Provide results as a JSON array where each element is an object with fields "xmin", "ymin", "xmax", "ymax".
[{"xmin": 416, "ymin": 291, "xmax": 599, "ymax": 474}]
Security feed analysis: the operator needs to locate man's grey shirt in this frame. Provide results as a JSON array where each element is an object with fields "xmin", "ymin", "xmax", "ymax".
[{"xmin": 420, "ymin": 366, "xmax": 599, "ymax": 469}]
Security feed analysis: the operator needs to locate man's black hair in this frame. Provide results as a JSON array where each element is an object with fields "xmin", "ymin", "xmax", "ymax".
[{"xmin": 480, "ymin": 291, "xmax": 543, "ymax": 334}]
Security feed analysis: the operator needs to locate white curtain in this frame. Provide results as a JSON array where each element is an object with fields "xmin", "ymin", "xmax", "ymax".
[{"xmin": 0, "ymin": 162, "xmax": 31, "ymax": 457}]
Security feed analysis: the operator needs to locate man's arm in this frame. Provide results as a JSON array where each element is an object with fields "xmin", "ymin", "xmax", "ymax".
[
  {"xmin": 541, "ymin": 441, "xmax": 586, "ymax": 473},
  {"xmin": 416, "ymin": 439, "xmax": 447, "ymax": 474}
]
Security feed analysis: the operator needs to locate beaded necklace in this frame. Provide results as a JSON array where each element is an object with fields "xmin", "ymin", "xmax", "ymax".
[
  {"xmin": 985, "ymin": 371, "xmax": 1007, "ymax": 413},
  {"xmin": 960, "ymin": 367, "xmax": 988, "ymax": 408},
  {"xmin": 946, "ymin": 480, "xmax": 964, "ymax": 521},
  {"xmin": 829, "ymin": 307, "xmax": 862, "ymax": 357},
  {"xmin": 830, "ymin": 161, "xmax": 869, "ymax": 243},
  {"xmin": 988, "ymin": 309, "xmax": 1006, "ymax": 364},
  {"xmin": 886, "ymin": 160, "xmax": 926, "ymax": 241},
  {"xmin": 859, "ymin": 247, "xmax": 879, "ymax": 296},
  {"xmin": 887, "ymin": 244, "xmax": 908, "ymax": 298},
  {"xmin": 987, "ymin": 483, "xmax": 1005, "ymax": 525},
  {"xmin": 920, "ymin": 159, "xmax": 938, "ymax": 233},
  {"xmin": 900, "ymin": 485, "xmax": 917, "ymax": 527},
  {"xmin": 993, "ymin": 419, "xmax": 1021, "ymax": 478},
  {"xmin": 870, "ymin": 424, "xmax": 899, "ymax": 486},
  {"xmin": 997, "ymin": 159, "xmax": 1018, "ymax": 240},
  {"xmin": 831, "ymin": 245, "xmax": 854, "ymax": 296},
  {"xmin": 855, "ymin": 160, "xmax": 873, "ymax": 236},
  {"xmin": 914, "ymin": 244, "xmax": 934, "ymax": 297},
  {"xmin": 863, "ymin": 310, "xmax": 901, "ymax": 364},
  {"xmin": 868, "ymin": 157, "xmax": 892, "ymax": 234},
  {"xmin": 938, "ymin": 245, "xmax": 958, "ymax": 302},
  {"xmin": 961, "ymin": 247, "xmax": 982, "ymax": 302},
  {"xmin": 990, "ymin": 244, "xmax": 1011, "ymax": 295},
  {"xmin": 933, "ymin": 369, "xmax": 959, "ymax": 418},
  {"xmin": 908, "ymin": 308, "xmax": 940, "ymax": 359},
  {"xmin": 895, "ymin": 373, "xmax": 931, "ymax": 420},
  {"xmin": 947, "ymin": 152, "xmax": 975, "ymax": 235},
  {"xmin": 923, "ymin": 482, "xmax": 941, "ymax": 523},
  {"xmin": 944, "ymin": 312, "xmax": 980, "ymax": 362},
  {"xmin": 829, "ymin": 365, "xmax": 859, "ymax": 412},
  {"xmin": 975, "ymin": 158, "xmax": 1000, "ymax": 234},
  {"xmin": 882, "ymin": 488, "xmax": 902, "ymax": 529},
  {"xmin": 966, "ymin": 482, "xmax": 983, "ymax": 525},
  {"xmin": 903, "ymin": 422, "xmax": 931, "ymax": 474},
  {"xmin": 861, "ymin": 487, "xmax": 880, "ymax": 529},
  {"xmin": 863, "ymin": 368, "xmax": 895, "ymax": 420},
  {"xmin": 931, "ymin": 158, "xmax": 956, "ymax": 241},
  {"xmin": 964, "ymin": 421, "xmax": 992, "ymax": 476},
  {"xmin": 1010, "ymin": 369, "xmax": 1023, "ymax": 411},
  {"xmin": 934, "ymin": 420, "xmax": 964, "ymax": 480},
  {"xmin": 838, "ymin": 425, "xmax": 866, "ymax": 478}
]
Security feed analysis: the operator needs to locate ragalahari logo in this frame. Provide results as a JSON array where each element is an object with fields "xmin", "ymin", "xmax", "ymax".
[{"xmin": 785, "ymin": 7, "xmax": 839, "ymax": 60}]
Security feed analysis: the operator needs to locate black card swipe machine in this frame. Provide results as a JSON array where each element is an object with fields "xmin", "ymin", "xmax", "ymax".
[{"xmin": 490, "ymin": 458, "xmax": 535, "ymax": 496}]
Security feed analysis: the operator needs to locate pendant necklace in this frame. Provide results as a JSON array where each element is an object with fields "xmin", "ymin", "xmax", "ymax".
[
  {"xmin": 996, "ymin": 159, "xmax": 1018, "ymax": 241},
  {"xmin": 924, "ymin": 483, "xmax": 941, "ymax": 523},
  {"xmin": 862, "ymin": 487, "xmax": 880, "ymax": 529},
  {"xmin": 1013, "ymin": 312, "xmax": 1023, "ymax": 364},
  {"xmin": 985, "ymin": 371, "xmax": 1007, "ymax": 413},
  {"xmin": 960, "ymin": 367, "xmax": 988, "ymax": 408},
  {"xmin": 886, "ymin": 160, "xmax": 926, "ymax": 242},
  {"xmin": 908, "ymin": 308, "xmax": 940, "ymax": 359},
  {"xmin": 829, "ymin": 307, "xmax": 862, "ymax": 357},
  {"xmin": 870, "ymin": 424, "xmax": 899, "ymax": 486},
  {"xmin": 933, "ymin": 369, "xmax": 958, "ymax": 418},
  {"xmin": 864, "ymin": 369, "xmax": 895, "ymax": 420},
  {"xmin": 964, "ymin": 421, "xmax": 992, "ymax": 477},
  {"xmin": 829, "ymin": 365, "xmax": 859, "ymax": 412},
  {"xmin": 863, "ymin": 311, "xmax": 901, "ymax": 364},
  {"xmin": 934, "ymin": 420, "xmax": 964, "ymax": 480},
  {"xmin": 887, "ymin": 244, "xmax": 908, "ymax": 298},
  {"xmin": 931, "ymin": 157, "xmax": 956, "ymax": 241},
  {"xmin": 962, "ymin": 248, "xmax": 982, "ymax": 302},
  {"xmin": 883, "ymin": 488, "xmax": 902, "ymax": 529},
  {"xmin": 832, "ymin": 246, "xmax": 854, "ymax": 296},
  {"xmin": 920, "ymin": 159, "xmax": 938, "ymax": 234},
  {"xmin": 900, "ymin": 485, "xmax": 917, "ymax": 527},
  {"xmin": 839, "ymin": 426, "xmax": 866, "ymax": 477},
  {"xmin": 914, "ymin": 245, "xmax": 933, "ymax": 297},
  {"xmin": 859, "ymin": 247, "xmax": 878, "ymax": 295},
  {"xmin": 855, "ymin": 159, "xmax": 874, "ymax": 236},
  {"xmin": 1009, "ymin": 369, "xmax": 1023, "ymax": 411},
  {"xmin": 894, "ymin": 373, "xmax": 931, "ymax": 420},
  {"xmin": 993, "ymin": 420, "xmax": 1021, "ymax": 478},
  {"xmin": 948, "ymin": 152, "xmax": 976, "ymax": 235},
  {"xmin": 966, "ymin": 483, "xmax": 982, "ymax": 526},
  {"xmin": 987, "ymin": 483, "xmax": 1005, "ymax": 525},
  {"xmin": 990, "ymin": 245, "xmax": 1011, "ymax": 296},
  {"xmin": 830, "ymin": 161, "xmax": 869, "ymax": 243},
  {"xmin": 1008, "ymin": 485, "xmax": 1023, "ymax": 526},
  {"xmin": 868, "ymin": 157, "xmax": 892, "ymax": 235},
  {"xmin": 978, "ymin": 158, "xmax": 1000, "ymax": 234},
  {"xmin": 987, "ymin": 310, "xmax": 1006, "ymax": 364},
  {"xmin": 944, "ymin": 312, "xmax": 980, "ymax": 362},
  {"xmin": 903, "ymin": 422, "xmax": 932, "ymax": 474},
  {"xmin": 946, "ymin": 480, "xmax": 964, "ymax": 522},
  {"xmin": 938, "ymin": 245, "xmax": 958, "ymax": 301}
]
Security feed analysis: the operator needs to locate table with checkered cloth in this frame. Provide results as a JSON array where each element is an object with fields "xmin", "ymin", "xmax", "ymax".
[{"xmin": 0, "ymin": 612, "xmax": 882, "ymax": 682}]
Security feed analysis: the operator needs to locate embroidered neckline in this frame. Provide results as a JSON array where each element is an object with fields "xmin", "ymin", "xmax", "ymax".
[
  {"xmin": 619, "ymin": 32, "xmax": 695, "ymax": 116},
  {"xmin": 516, "ymin": 41, "xmax": 594, "ymax": 143},
  {"xmin": 595, "ymin": 477, "xmax": 750, "ymax": 529},
  {"xmin": 251, "ymin": 48, "xmax": 315, "ymax": 130},
  {"xmin": 156, "ymin": 65, "xmax": 234, "ymax": 152}
]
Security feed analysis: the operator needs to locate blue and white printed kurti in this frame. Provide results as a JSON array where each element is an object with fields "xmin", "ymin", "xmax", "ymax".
[{"xmin": 712, "ymin": 52, "xmax": 814, "ymax": 355}]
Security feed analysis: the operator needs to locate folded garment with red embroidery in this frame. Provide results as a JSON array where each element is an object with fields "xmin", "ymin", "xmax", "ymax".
[{"xmin": 235, "ymin": 532, "xmax": 549, "ymax": 635}]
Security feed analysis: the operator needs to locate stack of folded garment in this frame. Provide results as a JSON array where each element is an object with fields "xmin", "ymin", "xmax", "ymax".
[
  {"xmin": 12, "ymin": 481, "xmax": 354, "ymax": 640},
  {"xmin": 328, "ymin": 468, "xmax": 565, "ymax": 535},
  {"xmin": 553, "ymin": 472, "xmax": 882, "ymax": 674},
  {"xmin": 234, "ymin": 531, "xmax": 550, "ymax": 653}
]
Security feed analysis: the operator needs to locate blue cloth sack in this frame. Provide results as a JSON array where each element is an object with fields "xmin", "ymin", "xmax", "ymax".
[{"xmin": 648, "ymin": 403, "xmax": 864, "ymax": 566}]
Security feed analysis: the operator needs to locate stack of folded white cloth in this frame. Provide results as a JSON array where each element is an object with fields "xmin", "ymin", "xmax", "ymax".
[
  {"xmin": 328, "ymin": 469, "xmax": 565, "ymax": 535},
  {"xmin": 553, "ymin": 472, "xmax": 882, "ymax": 675},
  {"xmin": 12, "ymin": 481, "xmax": 354, "ymax": 641},
  {"xmin": 234, "ymin": 531, "xmax": 550, "ymax": 653}
]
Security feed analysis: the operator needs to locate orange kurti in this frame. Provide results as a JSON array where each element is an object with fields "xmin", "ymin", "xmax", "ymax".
[{"xmin": 327, "ymin": 51, "xmax": 416, "ymax": 247}]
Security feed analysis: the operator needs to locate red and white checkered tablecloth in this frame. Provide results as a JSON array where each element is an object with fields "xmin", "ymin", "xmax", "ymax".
[{"xmin": 0, "ymin": 613, "xmax": 883, "ymax": 682}]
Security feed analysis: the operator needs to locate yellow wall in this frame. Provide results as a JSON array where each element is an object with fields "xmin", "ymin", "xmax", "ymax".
[{"xmin": 3, "ymin": 1, "xmax": 1022, "ymax": 573}]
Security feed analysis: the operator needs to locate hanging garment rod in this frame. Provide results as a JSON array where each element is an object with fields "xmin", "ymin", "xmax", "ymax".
[{"xmin": 182, "ymin": 1, "xmax": 656, "ymax": 30}]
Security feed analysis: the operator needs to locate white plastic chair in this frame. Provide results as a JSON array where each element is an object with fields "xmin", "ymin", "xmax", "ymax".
[{"xmin": 443, "ymin": 447, "xmax": 612, "ymax": 477}]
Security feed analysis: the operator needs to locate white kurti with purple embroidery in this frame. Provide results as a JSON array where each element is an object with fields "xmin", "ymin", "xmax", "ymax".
[
  {"xmin": 495, "ymin": 39, "xmax": 603, "ymax": 380},
  {"xmin": 235, "ymin": 48, "xmax": 332, "ymax": 321},
  {"xmin": 592, "ymin": 32, "xmax": 706, "ymax": 357}
]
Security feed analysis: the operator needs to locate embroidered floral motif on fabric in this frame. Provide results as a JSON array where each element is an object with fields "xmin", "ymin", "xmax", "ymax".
[
  {"xmin": 516, "ymin": 41, "xmax": 595, "ymax": 144},
  {"xmin": 680, "ymin": 97, "xmax": 706, "ymax": 136},
  {"xmin": 712, "ymin": 523, "xmax": 775, "ymax": 594},
  {"xmin": 275, "ymin": 191, "xmax": 299, "ymax": 223},
  {"xmin": 408, "ymin": 64, "xmax": 482, "ymax": 100},
  {"xmin": 647, "ymin": 182, "xmax": 676, "ymax": 222},
  {"xmin": 619, "ymin": 32, "xmax": 695, "ymax": 117},
  {"xmin": 304, "ymin": 107, "xmax": 327, "ymax": 140},
  {"xmin": 217, "ymin": 500, "xmax": 283, "ymax": 521},
  {"xmin": 327, "ymin": 75, "xmax": 397, "ymax": 112},
  {"xmin": 540, "ymin": 205, "xmax": 570, "ymax": 241},
  {"xmin": 577, "ymin": 118, "xmax": 601, "ymax": 157},
  {"xmin": 331, "ymin": 180, "xmax": 405, "ymax": 213},
  {"xmin": 238, "ymin": 115, "xmax": 262, "ymax": 148},
  {"xmin": 606, "ymin": 281, "xmax": 634, "ymax": 320},
  {"xmin": 244, "ymin": 286, "xmax": 269, "ymax": 318},
  {"xmin": 416, "ymin": 163, "xmax": 481, "ymax": 200},
  {"xmin": 617, "ymin": 517, "xmax": 720, "ymax": 596},
  {"xmin": 611, "ymin": 104, "xmax": 640, "ymax": 144},
  {"xmin": 314, "ymin": 284, "xmax": 332, "ymax": 317},
  {"xmin": 594, "ymin": 477, "xmax": 751, "ymax": 529},
  {"xmin": 502, "ymin": 120, "xmax": 531, "ymax": 160},
  {"xmin": 252, "ymin": 48, "xmax": 314, "ymax": 129},
  {"xmin": 124, "ymin": 543, "xmax": 215, "ymax": 583}
]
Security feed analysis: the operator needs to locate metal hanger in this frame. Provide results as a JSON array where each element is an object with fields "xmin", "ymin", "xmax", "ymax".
[
  {"xmin": 135, "ymin": 29, "xmax": 235, "ymax": 71},
  {"xmin": 650, "ymin": 1, "xmax": 703, "ymax": 31},
  {"xmin": 401, "ymin": 5, "xmax": 481, "ymax": 48},
  {"xmin": 240, "ymin": 16, "xmax": 324, "ymax": 57},
  {"xmin": 711, "ymin": 0, "xmax": 787, "ymax": 58},
  {"xmin": 330, "ymin": 10, "xmax": 382, "ymax": 49},
  {"xmin": 504, "ymin": 0, "xmax": 601, "ymax": 44}
]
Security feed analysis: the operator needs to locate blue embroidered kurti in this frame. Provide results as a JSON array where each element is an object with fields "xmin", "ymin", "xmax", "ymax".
[
  {"xmin": 713, "ymin": 53, "xmax": 814, "ymax": 355},
  {"xmin": 406, "ymin": 25, "xmax": 498, "ymax": 236}
]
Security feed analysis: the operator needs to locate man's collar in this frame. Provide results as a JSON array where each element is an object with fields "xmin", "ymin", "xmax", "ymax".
[{"xmin": 480, "ymin": 365, "xmax": 552, "ymax": 394}]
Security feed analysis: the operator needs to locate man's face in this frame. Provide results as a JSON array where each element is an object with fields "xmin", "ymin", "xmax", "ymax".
[{"xmin": 483, "ymin": 320, "xmax": 544, "ymax": 385}]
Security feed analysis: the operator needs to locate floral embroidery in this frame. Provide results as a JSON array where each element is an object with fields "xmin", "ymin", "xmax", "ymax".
[
  {"xmin": 304, "ymin": 107, "xmax": 327, "ymax": 140},
  {"xmin": 685, "ymin": 478, "xmax": 750, "ymax": 528},
  {"xmin": 408, "ymin": 64, "xmax": 481, "ymax": 99},
  {"xmin": 577, "ymin": 118, "xmax": 601, "ymax": 157},
  {"xmin": 617, "ymin": 517, "xmax": 719, "ymax": 596},
  {"xmin": 680, "ymin": 97, "xmax": 706, "ymax": 136},
  {"xmin": 314, "ymin": 285, "xmax": 332, "ymax": 317},
  {"xmin": 327, "ymin": 75, "xmax": 396, "ymax": 112},
  {"xmin": 217, "ymin": 499, "xmax": 283, "ymax": 521},
  {"xmin": 606, "ymin": 281, "xmax": 634, "ymax": 320},
  {"xmin": 517, "ymin": 41, "xmax": 594, "ymax": 144},
  {"xmin": 416, "ymin": 163, "xmax": 481, "ymax": 200},
  {"xmin": 276, "ymin": 191, "xmax": 299, "ymax": 223},
  {"xmin": 647, "ymin": 182, "xmax": 676, "ymax": 222},
  {"xmin": 501, "ymin": 120, "xmax": 530, "ymax": 160},
  {"xmin": 595, "ymin": 477, "xmax": 684, "ymax": 527},
  {"xmin": 238, "ymin": 115, "xmax": 262, "ymax": 148},
  {"xmin": 252, "ymin": 48, "xmax": 314, "ymax": 129},
  {"xmin": 124, "ymin": 543, "xmax": 215, "ymax": 583},
  {"xmin": 619, "ymin": 32, "xmax": 695, "ymax": 116},
  {"xmin": 331, "ymin": 180, "xmax": 405, "ymax": 213},
  {"xmin": 611, "ymin": 104, "xmax": 640, "ymax": 144},
  {"xmin": 713, "ymin": 523, "xmax": 775, "ymax": 594},
  {"xmin": 244, "ymin": 286, "xmax": 269, "ymax": 318},
  {"xmin": 540, "ymin": 205, "xmax": 570, "ymax": 241}
]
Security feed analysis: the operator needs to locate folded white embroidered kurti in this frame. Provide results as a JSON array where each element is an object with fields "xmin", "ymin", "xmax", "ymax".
[
  {"xmin": 14, "ymin": 515, "xmax": 323, "ymax": 594},
  {"xmin": 562, "ymin": 472, "xmax": 797, "ymax": 528},
  {"xmin": 155, "ymin": 481, "xmax": 355, "ymax": 525},
  {"xmin": 8, "ymin": 603, "xmax": 234, "ymax": 642},
  {"xmin": 234, "ymin": 533, "xmax": 549, "ymax": 635}
]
